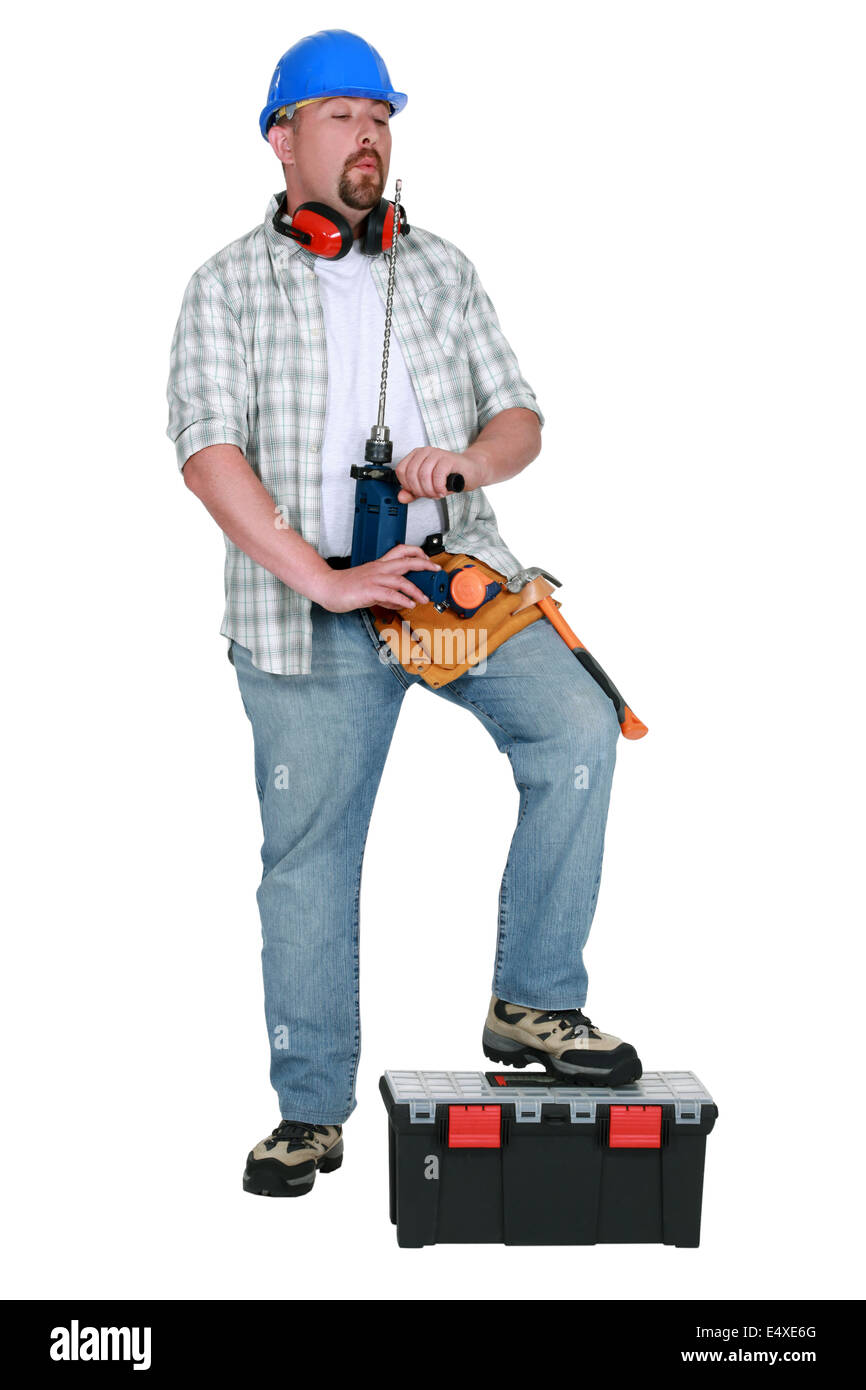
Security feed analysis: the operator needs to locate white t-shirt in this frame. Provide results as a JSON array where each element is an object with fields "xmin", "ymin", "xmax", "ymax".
[{"xmin": 312, "ymin": 236, "xmax": 448, "ymax": 558}]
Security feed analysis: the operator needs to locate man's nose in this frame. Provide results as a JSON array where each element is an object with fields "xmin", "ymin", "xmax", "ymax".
[{"xmin": 358, "ymin": 115, "xmax": 384, "ymax": 146}]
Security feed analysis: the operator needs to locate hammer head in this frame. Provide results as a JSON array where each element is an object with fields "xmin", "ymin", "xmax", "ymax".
[
  {"xmin": 505, "ymin": 565, "xmax": 562, "ymax": 593},
  {"xmin": 506, "ymin": 566, "xmax": 562, "ymax": 617},
  {"xmin": 506, "ymin": 567, "xmax": 563, "ymax": 615}
]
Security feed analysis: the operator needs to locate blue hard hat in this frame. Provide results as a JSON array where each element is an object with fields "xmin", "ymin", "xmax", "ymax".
[{"xmin": 259, "ymin": 29, "xmax": 408, "ymax": 140}]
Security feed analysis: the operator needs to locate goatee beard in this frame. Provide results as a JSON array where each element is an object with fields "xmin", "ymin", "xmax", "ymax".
[{"xmin": 338, "ymin": 166, "xmax": 384, "ymax": 211}]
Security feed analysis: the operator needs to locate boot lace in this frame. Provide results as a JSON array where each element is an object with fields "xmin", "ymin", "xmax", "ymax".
[
  {"xmin": 264, "ymin": 1120, "xmax": 334, "ymax": 1151},
  {"xmin": 535, "ymin": 1008, "xmax": 600, "ymax": 1041}
]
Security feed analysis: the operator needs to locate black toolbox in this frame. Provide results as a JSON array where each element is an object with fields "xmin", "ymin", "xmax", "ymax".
[{"xmin": 379, "ymin": 1069, "xmax": 717, "ymax": 1247}]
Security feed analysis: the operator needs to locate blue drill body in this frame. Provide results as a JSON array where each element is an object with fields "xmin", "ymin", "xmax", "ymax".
[
  {"xmin": 349, "ymin": 461, "xmax": 501, "ymax": 618},
  {"xmin": 348, "ymin": 180, "xmax": 500, "ymax": 621}
]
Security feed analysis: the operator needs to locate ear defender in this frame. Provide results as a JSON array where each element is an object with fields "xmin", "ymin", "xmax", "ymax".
[
  {"xmin": 272, "ymin": 191, "xmax": 410, "ymax": 260},
  {"xmin": 272, "ymin": 193, "xmax": 354, "ymax": 259},
  {"xmin": 360, "ymin": 198, "xmax": 410, "ymax": 254}
]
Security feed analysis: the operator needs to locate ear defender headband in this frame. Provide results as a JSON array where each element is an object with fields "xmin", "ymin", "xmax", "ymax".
[{"xmin": 271, "ymin": 190, "xmax": 410, "ymax": 260}]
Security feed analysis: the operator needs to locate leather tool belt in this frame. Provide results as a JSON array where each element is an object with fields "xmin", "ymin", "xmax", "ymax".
[{"xmin": 369, "ymin": 545, "xmax": 551, "ymax": 689}]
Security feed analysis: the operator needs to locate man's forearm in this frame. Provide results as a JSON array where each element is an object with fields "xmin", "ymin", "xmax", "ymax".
[
  {"xmin": 462, "ymin": 407, "xmax": 542, "ymax": 487},
  {"xmin": 182, "ymin": 443, "xmax": 334, "ymax": 605}
]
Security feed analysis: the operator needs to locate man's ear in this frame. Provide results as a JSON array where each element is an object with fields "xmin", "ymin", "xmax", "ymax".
[{"xmin": 267, "ymin": 124, "xmax": 294, "ymax": 168}]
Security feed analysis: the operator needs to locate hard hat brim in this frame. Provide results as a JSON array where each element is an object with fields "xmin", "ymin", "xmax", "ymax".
[{"xmin": 259, "ymin": 87, "xmax": 407, "ymax": 140}]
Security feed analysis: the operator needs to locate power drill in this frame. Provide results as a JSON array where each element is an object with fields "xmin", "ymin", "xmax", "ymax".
[{"xmin": 349, "ymin": 180, "xmax": 500, "ymax": 620}]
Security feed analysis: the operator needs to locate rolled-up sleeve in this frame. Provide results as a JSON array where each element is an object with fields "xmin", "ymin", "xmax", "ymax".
[
  {"xmin": 166, "ymin": 267, "xmax": 249, "ymax": 472},
  {"xmin": 460, "ymin": 256, "xmax": 545, "ymax": 432}
]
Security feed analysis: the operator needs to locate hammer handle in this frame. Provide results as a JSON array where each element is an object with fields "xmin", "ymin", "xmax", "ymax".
[{"xmin": 536, "ymin": 596, "xmax": 647, "ymax": 740}]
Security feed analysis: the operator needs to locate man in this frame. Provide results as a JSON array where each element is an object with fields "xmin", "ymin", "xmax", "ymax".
[{"xmin": 166, "ymin": 28, "xmax": 641, "ymax": 1199}]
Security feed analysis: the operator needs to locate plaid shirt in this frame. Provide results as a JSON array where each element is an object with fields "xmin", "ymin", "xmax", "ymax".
[{"xmin": 166, "ymin": 191, "xmax": 545, "ymax": 675}]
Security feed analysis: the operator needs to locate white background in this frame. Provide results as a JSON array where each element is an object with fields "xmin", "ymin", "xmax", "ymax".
[{"xmin": 2, "ymin": 0, "xmax": 863, "ymax": 1302}]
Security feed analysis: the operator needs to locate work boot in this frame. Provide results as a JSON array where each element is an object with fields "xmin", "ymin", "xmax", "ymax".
[
  {"xmin": 242, "ymin": 1120, "xmax": 343, "ymax": 1197},
  {"xmin": 482, "ymin": 994, "xmax": 642, "ymax": 1086}
]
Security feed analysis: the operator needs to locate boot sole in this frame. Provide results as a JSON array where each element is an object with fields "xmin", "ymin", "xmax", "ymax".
[
  {"xmin": 482, "ymin": 1027, "xmax": 642, "ymax": 1088},
  {"xmin": 242, "ymin": 1144, "xmax": 343, "ymax": 1197}
]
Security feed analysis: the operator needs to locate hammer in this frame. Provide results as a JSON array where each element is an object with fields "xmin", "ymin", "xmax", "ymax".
[{"xmin": 507, "ymin": 567, "xmax": 648, "ymax": 740}]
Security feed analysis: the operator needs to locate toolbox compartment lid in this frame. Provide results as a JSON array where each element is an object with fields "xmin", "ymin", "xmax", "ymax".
[{"xmin": 381, "ymin": 1070, "xmax": 715, "ymax": 1127}]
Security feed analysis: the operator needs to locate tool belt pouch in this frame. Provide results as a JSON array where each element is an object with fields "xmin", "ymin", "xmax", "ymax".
[{"xmin": 370, "ymin": 551, "xmax": 551, "ymax": 689}]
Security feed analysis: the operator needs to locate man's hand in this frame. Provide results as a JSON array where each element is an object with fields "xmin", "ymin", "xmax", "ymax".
[
  {"xmin": 393, "ymin": 447, "xmax": 483, "ymax": 504},
  {"xmin": 315, "ymin": 544, "xmax": 443, "ymax": 613}
]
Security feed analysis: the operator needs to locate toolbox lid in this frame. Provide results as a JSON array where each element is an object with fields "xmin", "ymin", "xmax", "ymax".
[{"xmin": 383, "ymin": 1070, "xmax": 714, "ymax": 1124}]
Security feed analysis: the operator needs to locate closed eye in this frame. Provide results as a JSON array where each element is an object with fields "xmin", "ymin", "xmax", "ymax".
[{"xmin": 331, "ymin": 114, "xmax": 389, "ymax": 125}]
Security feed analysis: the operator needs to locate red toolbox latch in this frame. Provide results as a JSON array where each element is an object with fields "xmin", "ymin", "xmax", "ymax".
[
  {"xmin": 609, "ymin": 1105, "xmax": 662, "ymax": 1148},
  {"xmin": 448, "ymin": 1105, "xmax": 501, "ymax": 1148}
]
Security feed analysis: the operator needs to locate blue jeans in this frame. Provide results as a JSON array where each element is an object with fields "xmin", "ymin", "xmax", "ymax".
[{"xmin": 230, "ymin": 602, "xmax": 620, "ymax": 1124}]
